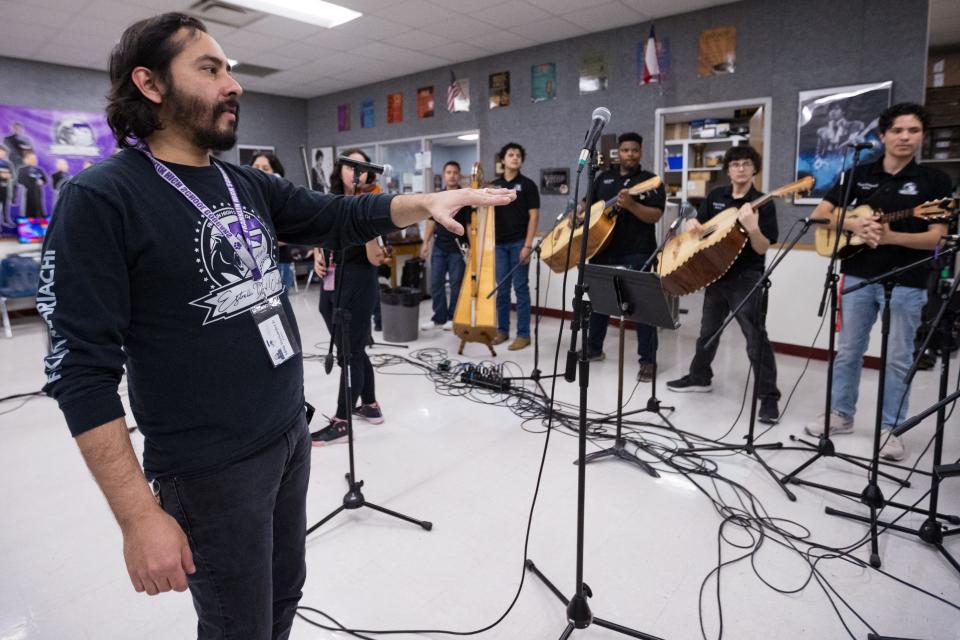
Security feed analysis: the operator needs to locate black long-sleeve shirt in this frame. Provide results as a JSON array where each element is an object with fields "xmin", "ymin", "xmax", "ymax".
[{"xmin": 39, "ymin": 149, "xmax": 397, "ymax": 478}]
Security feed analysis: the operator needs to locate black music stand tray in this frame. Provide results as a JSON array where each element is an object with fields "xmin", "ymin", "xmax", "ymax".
[{"xmin": 578, "ymin": 265, "xmax": 680, "ymax": 475}]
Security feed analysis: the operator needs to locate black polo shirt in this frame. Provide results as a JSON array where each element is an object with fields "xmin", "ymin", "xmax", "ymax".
[
  {"xmin": 590, "ymin": 166, "xmax": 665, "ymax": 257},
  {"xmin": 824, "ymin": 159, "xmax": 952, "ymax": 289},
  {"xmin": 434, "ymin": 196, "xmax": 471, "ymax": 254},
  {"xmin": 493, "ymin": 173, "xmax": 540, "ymax": 244},
  {"xmin": 697, "ymin": 184, "xmax": 778, "ymax": 281}
]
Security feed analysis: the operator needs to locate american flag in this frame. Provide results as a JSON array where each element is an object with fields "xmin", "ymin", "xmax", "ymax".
[{"xmin": 447, "ymin": 71, "xmax": 461, "ymax": 112}]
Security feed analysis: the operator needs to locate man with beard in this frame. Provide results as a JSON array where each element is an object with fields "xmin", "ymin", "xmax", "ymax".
[{"xmin": 39, "ymin": 13, "xmax": 515, "ymax": 639}]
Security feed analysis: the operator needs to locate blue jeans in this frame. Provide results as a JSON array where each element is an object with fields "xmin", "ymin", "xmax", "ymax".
[
  {"xmin": 587, "ymin": 252, "xmax": 658, "ymax": 364},
  {"xmin": 278, "ymin": 262, "xmax": 295, "ymax": 291},
  {"xmin": 431, "ymin": 246, "xmax": 466, "ymax": 324},
  {"xmin": 495, "ymin": 240, "xmax": 531, "ymax": 338},
  {"xmin": 154, "ymin": 417, "xmax": 311, "ymax": 640},
  {"xmin": 832, "ymin": 275, "xmax": 927, "ymax": 429}
]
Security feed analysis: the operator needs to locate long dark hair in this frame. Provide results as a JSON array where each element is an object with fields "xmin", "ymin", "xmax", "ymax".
[
  {"xmin": 329, "ymin": 149, "xmax": 371, "ymax": 195},
  {"xmin": 250, "ymin": 151, "xmax": 285, "ymax": 177},
  {"xmin": 106, "ymin": 13, "xmax": 207, "ymax": 148}
]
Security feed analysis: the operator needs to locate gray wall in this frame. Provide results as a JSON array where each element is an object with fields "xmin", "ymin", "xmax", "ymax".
[
  {"xmin": 308, "ymin": 0, "xmax": 930, "ymax": 229},
  {"xmin": 0, "ymin": 56, "xmax": 310, "ymax": 186}
]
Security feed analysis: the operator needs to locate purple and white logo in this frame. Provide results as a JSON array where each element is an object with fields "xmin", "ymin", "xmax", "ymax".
[{"xmin": 189, "ymin": 203, "xmax": 282, "ymax": 325}]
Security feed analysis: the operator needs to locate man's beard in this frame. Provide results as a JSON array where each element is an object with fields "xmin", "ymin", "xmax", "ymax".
[{"xmin": 165, "ymin": 82, "xmax": 239, "ymax": 152}]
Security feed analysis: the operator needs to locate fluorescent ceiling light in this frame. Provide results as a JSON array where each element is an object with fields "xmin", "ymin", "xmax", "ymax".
[
  {"xmin": 457, "ymin": 133, "xmax": 479, "ymax": 141},
  {"xmin": 227, "ymin": 0, "xmax": 362, "ymax": 29},
  {"xmin": 227, "ymin": 58, "xmax": 239, "ymax": 68}
]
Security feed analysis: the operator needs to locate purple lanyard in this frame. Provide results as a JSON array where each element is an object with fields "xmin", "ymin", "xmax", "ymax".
[{"xmin": 137, "ymin": 145, "xmax": 263, "ymax": 281}]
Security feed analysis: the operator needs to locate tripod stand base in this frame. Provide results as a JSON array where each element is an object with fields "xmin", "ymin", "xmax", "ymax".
[
  {"xmin": 525, "ymin": 560, "xmax": 664, "ymax": 640},
  {"xmin": 576, "ymin": 438, "xmax": 660, "ymax": 478},
  {"xmin": 306, "ymin": 472, "xmax": 433, "ymax": 535},
  {"xmin": 685, "ymin": 441, "xmax": 797, "ymax": 502}
]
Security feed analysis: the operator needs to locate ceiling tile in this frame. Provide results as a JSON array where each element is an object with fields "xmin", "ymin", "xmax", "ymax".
[
  {"xmin": 561, "ymin": 1, "xmax": 647, "ymax": 30},
  {"xmin": 77, "ymin": 0, "xmax": 157, "ymax": 26},
  {"xmin": 508, "ymin": 17, "xmax": 587, "ymax": 43},
  {"xmin": 203, "ymin": 22, "xmax": 239, "ymax": 41},
  {"xmin": 333, "ymin": 14, "xmax": 415, "ymax": 40},
  {"xmin": 299, "ymin": 29, "xmax": 366, "ymax": 51},
  {"xmin": 0, "ymin": 36, "xmax": 43, "ymax": 60},
  {"xmin": 383, "ymin": 29, "xmax": 453, "ymax": 51},
  {"xmin": 343, "ymin": 41, "xmax": 412, "ymax": 62},
  {"xmin": 338, "ymin": 0, "xmax": 398, "ymax": 12},
  {"xmin": 373, "ymin": 0, "xmax": 459, "ymax": 27},
  {"xmin": 428, "ymin": 41, "xmax": 494, "ymax": 63},
  {"xmin": 430, "ymin": 0, "xmax": 504, "ymax": 12},
  {"xmin": 421, "ymin": 15, "xmax": 500, "ymax": 40},
  {"xmin": 0, "ymin": 20, "xmax": 60, "ymax": 42},
  {"xmin": 218, "ymin": 30, "xmax": 292, "ymax": 54},
  {"xmin": 244, "ymin": 15, "xmax": 322, "ymax": 40},
  {"xmin": 525, "ymin": 0, "xmax": 612, "ymax": 13},
  {"xmin": 236, "ymin": 51, "xmax": 304, "ymax": 71},
  {"xmin": 467, "ymin": 30, "xmax": 536, "ymax": 53},
  {"xmin": 294, "ymin": 53, "xmax": 368, "ymax": 78},
  {"xmin": 469, "ymin": 1, "xmax": 551, "ymax": 27},
  {"xmin": 273, "ymin": 40, "xmax": 339, "ymax": 61},
  {"xmin": 54, "ymin": 30, "xmax": 118, "ymax": 53},
  {"xmin": 0, "ymin": 0, "xmax": 79, "ymax": 28}
]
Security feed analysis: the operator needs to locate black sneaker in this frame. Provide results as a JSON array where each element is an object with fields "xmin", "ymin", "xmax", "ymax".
[
  {"xmin": 352, "ymin": 402, "xmax": 384, "ymax": 425},
  {"xmin": 758, "ymin": 398, "xmax": 780, "ymax": 424},
  {"xmin": 311, "ymin": 418, "xmax": 349, "ymax": 446},
  {"xmin": 636, "ymin": 362, "xmax": 656, "ymax": 383},
  {"xmin": 583, "ymin": 350, "xmax": 605, "ymax": 362},
  {"xmin": 666, "ymin": 375, "xmax": 712, "ymax": 393}
]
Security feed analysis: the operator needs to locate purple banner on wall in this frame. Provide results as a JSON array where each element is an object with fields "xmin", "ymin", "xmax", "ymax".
[{"xmin": 0, "ymin": 104, "xmax": 115, "ymax": 237}]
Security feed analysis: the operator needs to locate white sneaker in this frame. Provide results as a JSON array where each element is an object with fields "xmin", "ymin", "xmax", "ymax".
[
  {"xmin": 420, "ymin": 321, "xmax": 440, "ymax": 331},
  {"xmin": 880, "ymin": 430, "xmax": 905, "ymax": 461},
  {"xmin": 804, "ymin": 411, "xmax": 854, "ymax": 437},
  {"xmin": 442, "ymin": 320, "xmax": 454, "ymax": 331}
]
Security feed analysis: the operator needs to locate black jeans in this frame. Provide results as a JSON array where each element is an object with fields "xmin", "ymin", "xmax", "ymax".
[
  {"xmin": 320, "ymin": 265, "xmax": 378, "ymax": 418},
  {"xmin": 688, "ymin": 270, "xmax": 781, "ymax": 402},
  {"xmin": 154, "ymin": 417, "xmax": 311, "ymax": 639},
  {"xmin": 586, "ymin": 251, "xmax": 658, "ymax": 364}
]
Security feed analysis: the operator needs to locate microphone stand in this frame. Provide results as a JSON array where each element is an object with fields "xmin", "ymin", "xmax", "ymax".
[
  {"xmin": 525, "ymin": 138, "xmax": 664, "ymax": 640},
  {"xmin": 679, "ymin": 218, "xmax": 824, "ymax": 502},
  {"xmin": 822, "ymin": 249, "xmax": 959, "ymax": 568},
  {"xmin": 307, "ymin": 170, "xmax": 432, "ymax": 536}
]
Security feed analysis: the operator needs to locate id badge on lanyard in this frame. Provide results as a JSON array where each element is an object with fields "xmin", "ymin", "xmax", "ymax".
[{"xmin": 138, "ymin": 145, "xmax": 300, "ymax": 367}]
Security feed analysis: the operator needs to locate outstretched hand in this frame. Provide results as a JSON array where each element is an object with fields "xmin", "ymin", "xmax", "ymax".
[{"xmin": 428, "ymin": 188, "xmax": 516, "ymax": 235}]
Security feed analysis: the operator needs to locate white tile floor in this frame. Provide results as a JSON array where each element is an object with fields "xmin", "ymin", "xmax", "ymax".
[{"xmin": 1, "ymin": 287, "xmax": 958, "ymax": 640}]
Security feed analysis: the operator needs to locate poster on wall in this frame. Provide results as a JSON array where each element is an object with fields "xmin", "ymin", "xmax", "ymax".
[
  {"xmin": 531, "ymin": 63, "xmax": 557, "ymax": 102},
  {"xmin": 416, "ymin": 86, "xmax": 434, "ymax": 119},
  {"xmin": 308, "ymin": 147, "xmax": 333, "ymax": 192},
  {"xmin": 489, "ymin": 71, "xmax": 510, "ymax": 109},
  {"xmin": 697, "ymin": 26, "xmax": 736, "ymax": 76},
  {"xmin": 540, "ymin": 168, "xmax": 570, "ymax": 195},
  {"xmin": 795, "ymin": 81, "xmax": 891, "ymax": 204},
  {"xmin": 579, "ymin": 51, "xmax": 607, "ymax": 94},
  {"xmin": 0, "ymin": 104, "xmax": 116, "ymax": 239},
  {"xmin": 387, "ymin": 92, "xmax": 403, "ymax": 124},
  {"xmin": 337, "ymin": 104, "xmax": 350, "ymax": 132},
  {"xmin": 361, "ymin": 99, "xmax": 375, "ymax": 129},
  {"xmin": 238, "ymin": 144, "xmax": 274, "ymax": 167}
]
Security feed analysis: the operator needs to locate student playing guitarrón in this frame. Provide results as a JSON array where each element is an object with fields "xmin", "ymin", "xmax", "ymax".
[{"xmin": 666, "ymin": 145, "xmax": 781, "ymax": 424}]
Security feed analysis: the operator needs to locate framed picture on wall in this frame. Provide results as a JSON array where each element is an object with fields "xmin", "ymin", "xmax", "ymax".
[
  {"xmin": 794, "ymin": 81, "xmax": 892, "ymax": 204},
  {"xmin": 309, "ymin": 146, "xmax": 333, "ymax": 192},
  {"xmin": 238, "ymin": 144, "xmax": 274, "ymax": 167},
  {"xmin": 540, "ymin": 168, "xmax": 569, "ymax": 195}
]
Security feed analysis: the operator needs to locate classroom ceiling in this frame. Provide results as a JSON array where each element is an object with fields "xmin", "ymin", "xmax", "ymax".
[{"xmin": 0, "ymin": 0, "xmax": 738, "ymax": 99}]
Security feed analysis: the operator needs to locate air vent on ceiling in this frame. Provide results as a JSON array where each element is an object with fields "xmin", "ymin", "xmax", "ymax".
[
  {"xmin": 231, "ymin": 63, "xmax": 280, "ymax": 77},
  {"xmin": 186, "ymin": 0, "xmax": 266, "ymax": 28}
]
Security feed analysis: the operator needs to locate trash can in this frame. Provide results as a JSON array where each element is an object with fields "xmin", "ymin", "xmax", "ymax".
[{"xmin": 380, "ymin": 286, "xmax": 422, "ymax": 342}]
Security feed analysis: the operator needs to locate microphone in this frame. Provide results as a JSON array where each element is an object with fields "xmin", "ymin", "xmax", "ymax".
[
  {"xmin": 338, "ymin": 155, "xmax": 392, "ymax": 175},
  {"xmin": 578, "ymin": 107, "xmax": 611, "ymax": 167},
  {"xmin": 844, "ymin": 140, "xmax": 878, "ymax": 150}
]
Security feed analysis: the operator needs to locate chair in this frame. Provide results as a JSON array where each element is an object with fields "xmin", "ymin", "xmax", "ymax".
[{"xmin": 0, "ymin": 255, "xmax": 40, "ymax": 338}]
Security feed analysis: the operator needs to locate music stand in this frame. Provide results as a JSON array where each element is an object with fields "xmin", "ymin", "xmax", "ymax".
[{"xmin": 578, "ymin": 266, "xmax": 679, "ymax": 476}]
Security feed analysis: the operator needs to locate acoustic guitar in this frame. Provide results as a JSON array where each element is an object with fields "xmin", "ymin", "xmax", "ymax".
[
  {"xmin": 453, "ymin": 163, "xmax": 499, "ymax": 356},
  {"xmin": 658, "ymin": 177, "xmax": 814, "ymax": 296},
  {"xmin": 814, "ymin": 198, "xmax": 957, "ymax": 258},
  {"xmin": 539, "ymin": 176, "xmax": 662, "ymax": 274}
]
